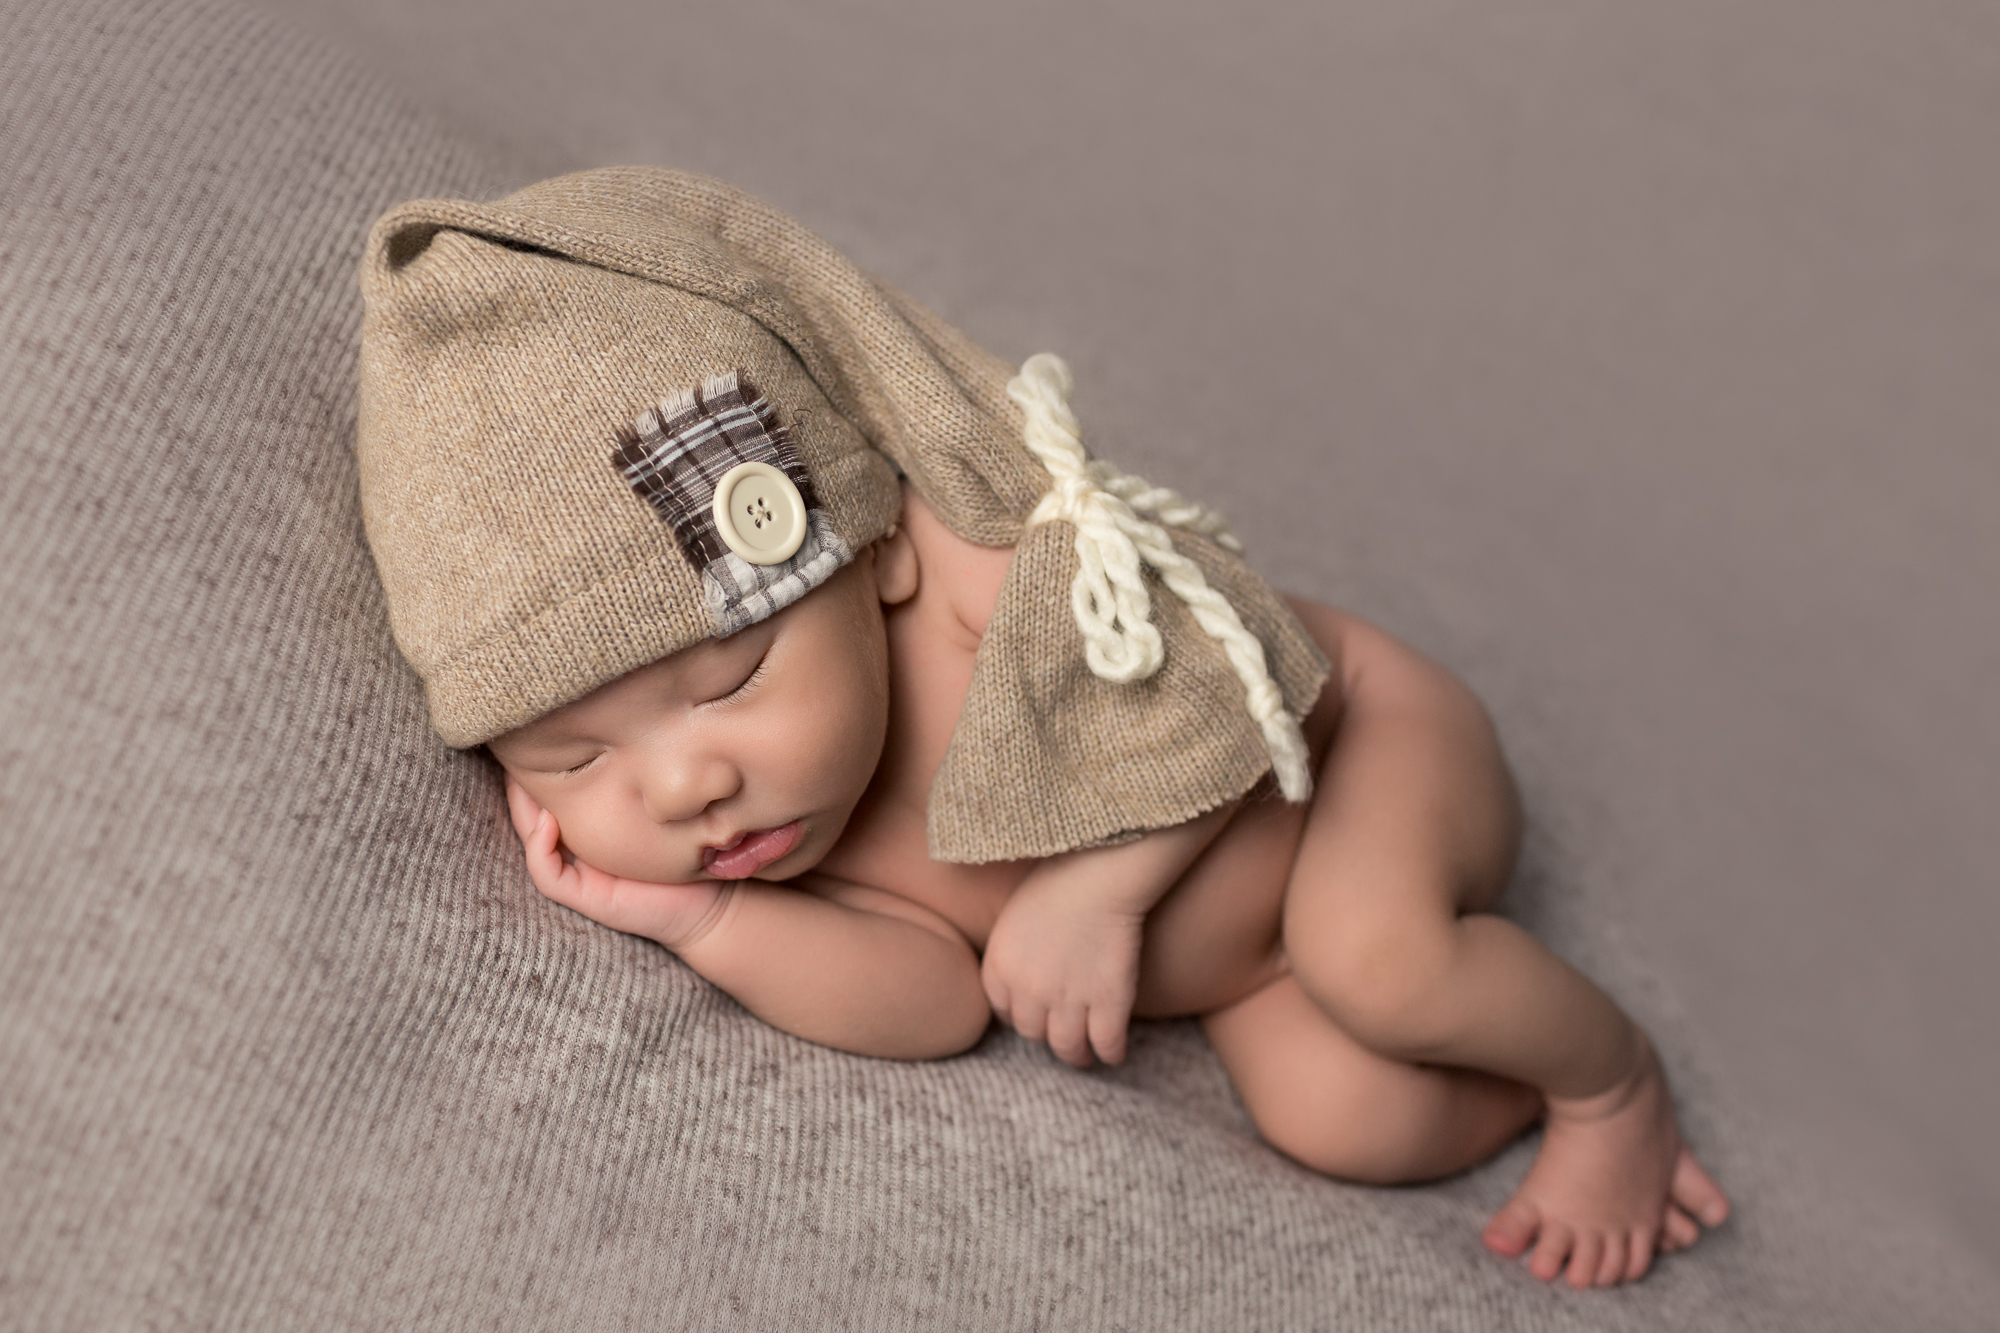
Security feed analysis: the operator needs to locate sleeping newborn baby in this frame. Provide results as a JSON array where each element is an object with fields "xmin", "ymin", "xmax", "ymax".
[{"xmin": 358, "ymin": 169, "xmax": 1729, "ymax": 1290}]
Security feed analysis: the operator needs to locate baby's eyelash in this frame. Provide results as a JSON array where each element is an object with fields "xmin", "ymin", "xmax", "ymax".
[
  {"xmin": 718, "ymin": 653, "xmax": 770, "ymax": 703},
  {"xmin": 558, "ymin": 753, "xmax": 601, "ymax": 776}
]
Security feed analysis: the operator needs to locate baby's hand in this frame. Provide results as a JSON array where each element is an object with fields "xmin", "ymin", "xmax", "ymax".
[
  {"xmin": 505, "ymin": 776, "xmax": 729, "ymax": 951},
  {"xmin": 980, "ymin": 872, "xmax": 1144, "ymax": 1068}
]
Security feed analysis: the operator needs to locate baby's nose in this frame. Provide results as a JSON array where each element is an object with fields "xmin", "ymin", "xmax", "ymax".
[{"xmin": 638, "ymin": 751, "xmax": 740, "ymax": 825}]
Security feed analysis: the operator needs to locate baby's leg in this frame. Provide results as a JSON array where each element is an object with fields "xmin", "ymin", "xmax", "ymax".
[
  {"xmin": 1275, "ymin": 599, "xmax": 1728, "ymax": 1286},
  {"xmin": 1204, "ymin": 973, "xmax": 1540, "ymax": 1183}
]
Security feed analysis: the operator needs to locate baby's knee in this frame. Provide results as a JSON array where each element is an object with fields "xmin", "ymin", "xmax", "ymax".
[{"xmin": 1284, "ymin": 910, "xmax": 1461, "ymax": 1059}]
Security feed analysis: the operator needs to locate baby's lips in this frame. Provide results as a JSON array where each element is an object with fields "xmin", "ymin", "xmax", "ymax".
[
  {"xmin": 700, "ymin": 830, "xmax": 751, "ymax": 876},
  {"xmin": 702, "ymin": 821, "xmax": 803, "ymax": 877},
  {"xmin": 704, "ymin": 829, "xmax": 750, "ymax": 859}
]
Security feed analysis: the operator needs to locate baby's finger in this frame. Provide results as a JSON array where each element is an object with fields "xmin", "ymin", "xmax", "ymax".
[
  {"xmin": 504, "ymin": 775, "xmax": 543, "ymax": 843},
  {"xmin": 522, "ymin": 812, "xmax": 575, "ymax": 903},
  {"xmin": 1045, "ymin": 1008, "xmax": 1093, "ymax": 1069},
  {"xmin": 1009, "ymin": 1000, "xmax": 1048, "ymax": 1047},
  {"xmin": 980, "ymin": 969, "xmax": 1012, "ymax": 1025},
  {"xmin": 1087, "ymin": 1003, "xmax": 1130, "ymax": 1066}
]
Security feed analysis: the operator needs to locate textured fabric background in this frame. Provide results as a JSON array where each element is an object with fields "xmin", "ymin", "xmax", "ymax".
[{"xmin": 2, "ymin": 0, "xmax": 1993, "ymax": 1328}]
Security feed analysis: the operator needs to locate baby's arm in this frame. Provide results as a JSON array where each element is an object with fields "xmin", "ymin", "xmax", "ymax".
[
  {"xmin": 680, "ymin": 874, "xmax": 991, "ymax": 1060},
  {"xmin": 981, "ymin": 802, "xmax": 1235, "ymax": 1068},
  {"xmin": 509, "ymin": 783, "xmax": 989, "ymax": 1060}
]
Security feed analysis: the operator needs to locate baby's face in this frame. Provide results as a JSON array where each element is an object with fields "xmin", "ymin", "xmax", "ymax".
[{"xmin": 488, "ymin": 555, "xmax": 896, "ymax": 885}]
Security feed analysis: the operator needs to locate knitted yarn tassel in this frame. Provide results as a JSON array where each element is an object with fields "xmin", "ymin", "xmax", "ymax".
[{"xmin": 1010, "ymin": 353, "xmax": 1315, "ymax": 803}]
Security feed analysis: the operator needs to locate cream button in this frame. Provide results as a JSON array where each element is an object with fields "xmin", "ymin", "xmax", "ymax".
[{"xmin": 711, "ymin": 461, "xmax": 807, "ymax": 565}]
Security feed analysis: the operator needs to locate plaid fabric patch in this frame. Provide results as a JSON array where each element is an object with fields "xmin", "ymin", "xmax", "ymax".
[{"xmin": 612, "ymin": 370, "xmax": 851, "ymax": 636}]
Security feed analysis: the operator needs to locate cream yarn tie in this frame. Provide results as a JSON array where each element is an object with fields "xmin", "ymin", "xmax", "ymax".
[{"xmin": 1010, "ymin": 353, "xmax": 1315, "ymax": 802}]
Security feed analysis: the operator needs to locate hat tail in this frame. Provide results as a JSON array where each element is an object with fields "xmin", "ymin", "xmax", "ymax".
[{"xmin": 1011, "ymin": 353, "xmax": 1315, "ymax": 803}]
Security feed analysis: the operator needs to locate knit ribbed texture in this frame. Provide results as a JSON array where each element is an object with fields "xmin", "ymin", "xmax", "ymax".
[
  {"xmin": 357, "ymin": 211, "xmax": 900, "ymax": 748},
  {"xmin": 0, "ymin": 0, "xmax": 1970, "ymax": 1328}
]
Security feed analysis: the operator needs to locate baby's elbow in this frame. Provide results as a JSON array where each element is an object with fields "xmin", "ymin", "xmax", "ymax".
[
  {"xmin": 913, "ymin": 932, "xmax": 993, "ymax": 1059},
  {"xmin": 809, "ymin": 995, "xmax": 989, "ymax": 1062},
  {"xmin": 938, "ymin": 987, "xmax": 996, "ymax": 1058},
  {"xmin": 895, "ymin": 971, "xmax": 993, "ymax": 1061},
  {"xmin": 866, "ymin": 959, "xmax": 988, "ymax": 1061}
]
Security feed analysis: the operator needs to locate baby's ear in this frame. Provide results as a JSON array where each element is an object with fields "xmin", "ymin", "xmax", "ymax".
[{"xmin": 872, "ymin": 522, "xmax": 919, "ymax": 606}]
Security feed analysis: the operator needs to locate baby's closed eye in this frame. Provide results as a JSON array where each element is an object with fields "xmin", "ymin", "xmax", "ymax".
[{"xmin": 706, "ymin": 650, "xmax": 769, "ymax": 706}]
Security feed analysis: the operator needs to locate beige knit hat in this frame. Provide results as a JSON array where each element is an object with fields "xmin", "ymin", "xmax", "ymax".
[{"xmin": 357, "ymin": 167, "xmax": 1327, "ymax": 862}]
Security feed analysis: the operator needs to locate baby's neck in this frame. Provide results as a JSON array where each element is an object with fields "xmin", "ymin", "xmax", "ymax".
[
  {"xmin": 858, "ymin": 575, "xmax": 983, "ymax": 831},
  {"xmin": 810, "ymin": 501, "xmax": 1025, "ymax": 920}
]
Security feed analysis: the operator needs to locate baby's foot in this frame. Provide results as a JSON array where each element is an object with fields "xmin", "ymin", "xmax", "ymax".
[{"xmin": 1481, "ymin": 1034, "xmax": 1730, "ymax": 1288}]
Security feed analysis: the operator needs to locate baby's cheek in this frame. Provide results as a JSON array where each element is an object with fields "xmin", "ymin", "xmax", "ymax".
[
  {"xmin": 540, "ymin": 797, "xmax": 609, "ymax": 862},
  {"xmin": 804, "ymin": 693, "xmax": 885, "ymax": 802}
]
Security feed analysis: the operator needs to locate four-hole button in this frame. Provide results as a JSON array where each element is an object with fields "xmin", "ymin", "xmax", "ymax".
[{"xmin": 711, "ymin": 460, "xmax": 807, "ymax": 565}]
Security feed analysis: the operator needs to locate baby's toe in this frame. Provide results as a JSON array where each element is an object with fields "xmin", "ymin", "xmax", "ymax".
[
  {"xmin": 1529, "ymin": 1221, "xmax": 1576, "ymax": 1283},
  {"xmin": 1662, "ymin": 1204, "xmax": 1700, "ymax": 1252},
  {"xmin": 1565, "ymin": 1232, "xmax": 1604, "ymax": 1289},
  {"xmin": 1571, "ymin": 1232, "xmax": 1631, "ymax": 1289},
  {"xmin": 1624, "ymin": 1225, "xmax": 1659, "ymax": 1282},
  {"xmin": 1672, "ymin": 1149, "xmax": 1731, "ymax": 1228},
  {"xmin": 1592, "ymin": 1233, "xmax": 1630, "ymax": 1288},
  {"xmin": 1482, "ymin": 1198, "xmax": 1540, "ymax": 1259}
]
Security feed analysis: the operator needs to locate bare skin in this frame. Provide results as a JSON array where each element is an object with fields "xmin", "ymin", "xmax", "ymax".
[{"xmin": 492, "ymin": 484, "xmax": 1730, "ymax": 1288}]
